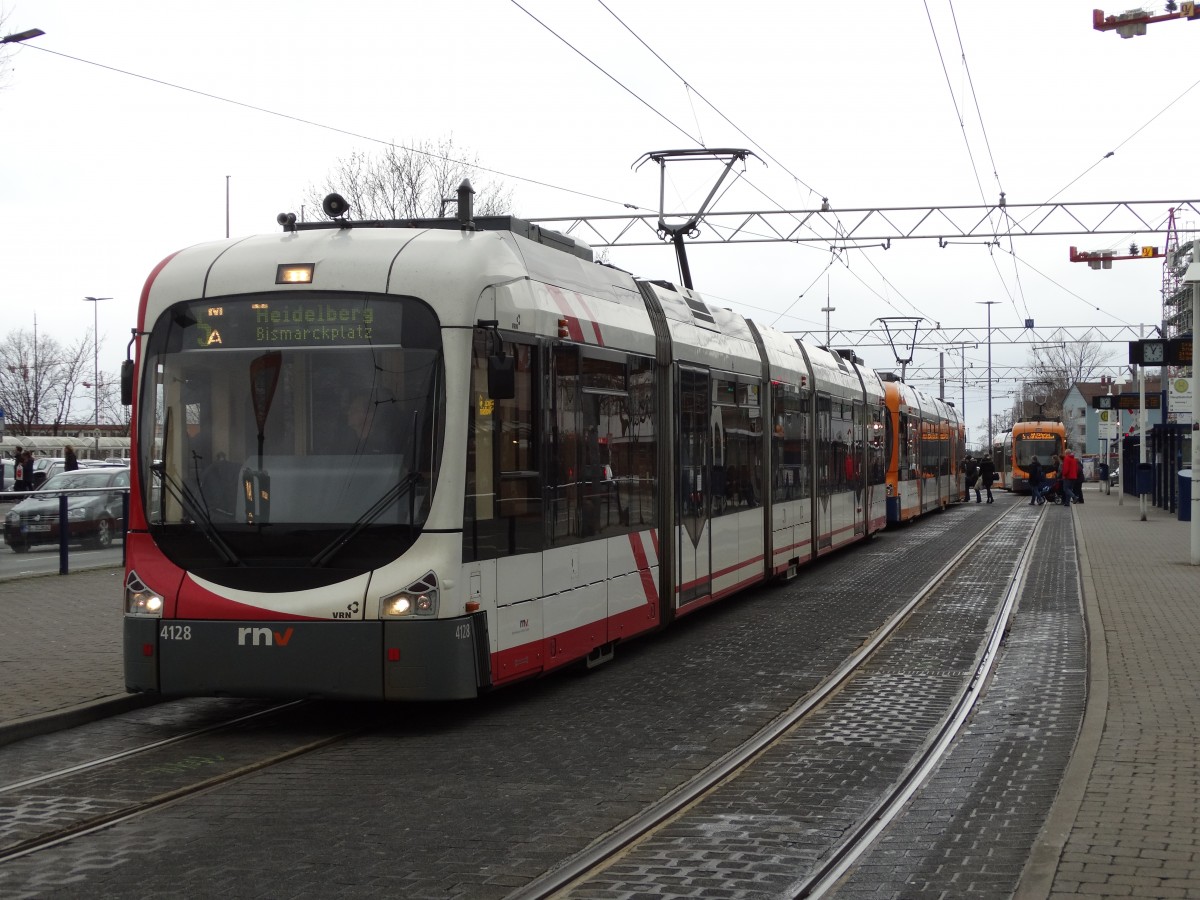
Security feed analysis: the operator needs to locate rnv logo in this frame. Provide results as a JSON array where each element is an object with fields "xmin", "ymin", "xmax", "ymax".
[{"xmin": 237, "ymin": 626, "xmax": 295, "ymax": 647}]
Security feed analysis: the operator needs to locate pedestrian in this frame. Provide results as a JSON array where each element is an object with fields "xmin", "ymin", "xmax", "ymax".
[
  {"xmin": 1065, "ymin": 448, "xmax": 1084, "ymax": 504},
  {"xmin": 15, "ymin": 449, "xmax": 33, "ymax": 492},
  {"xmin": 5, "ymin": 445, "xmax": 22, "ymax": 493},
  {"xmin": 962, "ymin": 454, "xmax": 978, "ymax": 502},
  {"xmin": 64, "ymin": 444, "xmax": 79, "ymax": 472},
  {"xmin": 1028, "ymin": 456, "xmax": 1044, "ymax": 505},
  {"xmin": 976, "ymin": 455, "xmax": 996, "ymax": 503},
  {"xmin": 1060, "ymin": 449, "xmax": 1081, "ymax": 504}
]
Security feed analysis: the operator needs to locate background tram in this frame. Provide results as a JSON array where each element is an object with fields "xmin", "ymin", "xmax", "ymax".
[
  {"xmin": 1005, "ymin": 419, "xmax": 1066, "ymax": 493},
  {"xmin": 121, "ymin": 196, "xmax": 950, "ymax": 703},
  {"xmin": 880, "ymin": 376, "xmax": 963, "ymax": 524},
  {"xmin": 991, "ymin": 431, "xmax": 1012, "ymax": 490}
]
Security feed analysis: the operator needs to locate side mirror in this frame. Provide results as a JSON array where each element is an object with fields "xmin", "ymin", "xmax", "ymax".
[{"xmin": 120, "ymin": 359, "xmax": 135, "ymax": 406}]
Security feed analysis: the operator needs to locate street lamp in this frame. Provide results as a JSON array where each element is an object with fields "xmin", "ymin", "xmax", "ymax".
[
  {"xmin": 83, "ymin": 296, "xmax": 111, "ymax": 457},
  {"xmin": 977, "ymin": 301, "xmax": 1000, "ymax": 451},
  {"xmin": 1, "ymin": 28, "xmax": 45, "ymax": 44}
]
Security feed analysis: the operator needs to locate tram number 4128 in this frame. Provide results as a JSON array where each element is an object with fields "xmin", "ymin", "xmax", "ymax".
[{"xmin": 161, "ymin": 625, "xmax": 193, "ymax": 640}]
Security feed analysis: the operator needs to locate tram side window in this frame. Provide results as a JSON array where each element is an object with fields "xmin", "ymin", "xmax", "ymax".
[
  {"xmin": 817, "ymin": 394, "xmax": 833, "ymax": 494},
  {"xmin": 772, "ymin": 382, "xmax": 809, "ymax": 502},
  {"xmin": 897, "ymin": 412, "xmax": 914, "ymax": 481},
  {"xmin": 579, "ymin": 356, "xmax": 628, "ymax": 538},
  {"xmin": 829, "ymin": 398, "xmax": 855, "ymax": 491},
  {"xmin": 849, "ymin": 400, "xmax": 865, "ymax": 487},
  {"xmin": 713, "ymin": 377, "xmax": 763, "ymax": 514},
  {"xmin": 464, "ymin": 335, "xmax": 541, "ymax": 562},
  {"xmin": 623, "ymin": 356, "xmax": 657, "ymax": 533},
  {"xmin": 548, "ymin": 349, "xmax": 656, "ymax": 544},
  {"xmin": 920, "ymin": 419, "xmax": 935, "ymax": 477},
  {"xmin": 548, "ymin": 346, "xmax": 580, "ymax": 546},
  {"xmin": 867, "ymin": 404, "xmax": 886, "ymax": 485}
]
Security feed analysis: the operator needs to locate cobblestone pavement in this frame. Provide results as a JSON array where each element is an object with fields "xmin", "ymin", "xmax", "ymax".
[
  {"xmin": 833, "ymin": 500, "xmax": 1085, "ymax": 898},
  {"xmin": 0, "ymin": 567, "xmax": 127, "ymax": 724},
  {"xmin": 1026, "ymin": 489, "xmax": 1200, "ymax": 899},
  {"xmin": 3, "ymin": 483, "xmax": 1199, "ymax": 898},
  {"xmin": 0, "ymin": 503, "xmax": 1004, "ymax": 898},
  {"xmin": 561, "ymin": 503, "xmax": 1042, "ymax": 898}
]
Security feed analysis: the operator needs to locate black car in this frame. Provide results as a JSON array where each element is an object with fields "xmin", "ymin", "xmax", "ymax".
[{"xmin": 4, "ymin": 467, "xmax": 130, "ymax": 552}]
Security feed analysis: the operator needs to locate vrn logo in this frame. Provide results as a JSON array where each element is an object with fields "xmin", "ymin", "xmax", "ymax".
[{"xmin": 237, "ymin": 627, "xmax": 295, "ymax": 647}]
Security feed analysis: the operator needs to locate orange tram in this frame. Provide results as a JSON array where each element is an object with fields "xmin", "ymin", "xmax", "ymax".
[
  {"xmin": 998, "ymin": 419, "xmax": 1066, "ymax": 493},
  {"xmin": 880, "ymin": 375, "xmax": 966, "ymax": 524}
]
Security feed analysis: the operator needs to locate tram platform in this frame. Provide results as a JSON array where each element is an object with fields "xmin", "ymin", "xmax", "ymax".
[{"xmin": 0, "ymin": 485, "xmax": 1197, "ymax": 896}]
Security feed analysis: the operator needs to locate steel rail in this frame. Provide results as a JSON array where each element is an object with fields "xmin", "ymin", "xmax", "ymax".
[
  {"xmin": 0, "ymin": 700, "xmax": 307, "ymax": 795},
  {"xmin": 0, "ymin": 726, "xmax": 360, "ymax": 865},
  {"xmin": 791, "ymin": 507, "xmax": 1049, "ymax": 897},
  {"xmin": 508, "ymin": 506, "xmax": 1021, "ymax": 900}
]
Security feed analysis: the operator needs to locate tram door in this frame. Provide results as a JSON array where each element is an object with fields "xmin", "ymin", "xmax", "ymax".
[{"xmin": 677, "ymin": 367, "xmax": 712, "ymax": 607}]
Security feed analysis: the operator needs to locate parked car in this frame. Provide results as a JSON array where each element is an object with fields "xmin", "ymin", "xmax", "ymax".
[
  {"xmin": 30, "ymin": 457, "xmax": 113, "ymax": 487},
  {"xmin": 28, "ymin": 457, "xmax": 65, "ymax": 490},
  {"xmin": 1109, "ymin": 466, "xmax": 1120, "ymax": 487},
  {"xmin": 4, "ymin": 467, "xmax": 130, "ymax": 552}
]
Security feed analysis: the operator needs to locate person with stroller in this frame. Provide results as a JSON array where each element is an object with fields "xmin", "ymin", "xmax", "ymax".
[{"xmin": 1028, "ymin": 456, "xmax": 1044, "ymax": 505}]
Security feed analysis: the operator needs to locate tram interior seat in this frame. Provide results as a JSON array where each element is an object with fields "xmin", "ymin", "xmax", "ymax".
[
  {"xmin": 199, "ymin": 455, "xmax": 241, "ymax": 521},
  {"xmin": 231, "ymin": 455, "xmax": 414, "ymax": 524}
]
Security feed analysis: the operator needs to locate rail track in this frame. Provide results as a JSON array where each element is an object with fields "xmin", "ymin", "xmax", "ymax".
[
  {"xmin": 0, "ymin": 700, "xmax": 371, "ymax": 865},
  {"xmin": 510, "ymin": 503, "xmax": 1044, "ymax": 899}
]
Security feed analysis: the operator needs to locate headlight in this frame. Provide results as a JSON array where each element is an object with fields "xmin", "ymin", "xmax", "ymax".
[
  {"xmin": 380, "ymin": 572, "xmax": 439, "ymax": 618},
  {"xmin": 68, "ymin": 508, "xmax": 87, "ymax": 520},
  {"xmin": 125, "ymin": 571, "xmax": 164, "ymax": 617}
]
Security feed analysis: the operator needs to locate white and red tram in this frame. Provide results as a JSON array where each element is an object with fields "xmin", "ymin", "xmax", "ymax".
[{"xmin": 122, "ymin": 197, "xmax": 955, "ymax": 701}]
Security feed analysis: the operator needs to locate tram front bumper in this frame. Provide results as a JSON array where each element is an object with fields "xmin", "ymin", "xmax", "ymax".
[{"xmin": 124, "ymin": 613, "xmax": 489, "ymax": 701}]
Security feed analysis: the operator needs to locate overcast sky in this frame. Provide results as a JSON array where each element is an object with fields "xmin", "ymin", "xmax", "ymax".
[{"xmin": 2, "ymin": 0, "xmax": 1196, "ymax": 437}]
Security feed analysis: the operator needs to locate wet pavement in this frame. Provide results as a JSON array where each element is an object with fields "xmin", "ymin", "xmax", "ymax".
[{"xmin": 1, "ymin": 483, "xmax": 1198, "ymax": 897}]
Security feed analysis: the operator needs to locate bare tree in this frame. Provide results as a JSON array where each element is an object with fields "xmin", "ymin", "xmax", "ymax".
[
  {"xmin": 302, "ymin": 136, "xmax": 514, "ymax": 222},
  {"xmin": 1021, "ymin": 335, "xmax": 1114, "ymax": 419},
  {"xmin": 0, "ymin": 329, "xmax": 99, "ymax": 434},
  {"xmin": 0, "ymin": 8, "xmax": 13, "ymax": 88}
]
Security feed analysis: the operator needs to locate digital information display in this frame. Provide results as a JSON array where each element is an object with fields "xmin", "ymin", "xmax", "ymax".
[
  {"xmin": 1128, "ymin": 338, "xmax": 1194, "ymax": 366},
  {"xmin": 181, "ymin": 297, "xmax": 402, "ymax": 349},
  {"xmin": 1092, "ymin": 393, "xmax": 1162, "ymax": 410}
]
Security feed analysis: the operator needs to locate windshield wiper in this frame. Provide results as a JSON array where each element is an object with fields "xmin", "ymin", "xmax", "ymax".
[
  {"xmin": 308, "ymin": 471, "xmax": 422, "ymax": 568},
  {"xmin": 154, "ymin": 463, "xmax": 242, "ymax": 566}
]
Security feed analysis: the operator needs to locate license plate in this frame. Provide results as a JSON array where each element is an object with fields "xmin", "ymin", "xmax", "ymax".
[{"xmin": 25, "ymin": 523, "xmax": 51, "ymax": 532}]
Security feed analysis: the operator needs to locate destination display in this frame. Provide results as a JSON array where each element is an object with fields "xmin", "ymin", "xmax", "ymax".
[
  {"xmin": 1092, "ymin": 392, "xmax": 1162, "ymax": 410},
  {"xmin": 176, "ymin": 296, "xmax": 403, "ymax": 349}
]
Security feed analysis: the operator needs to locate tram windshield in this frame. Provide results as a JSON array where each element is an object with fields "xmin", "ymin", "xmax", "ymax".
[
  {"xmin": 139, "ymin": 293, "xmax": 444, "ymax": 581},
  {"xmin": 1015, "ymin": 434, "xmax": 1062, "ymax": 470}
]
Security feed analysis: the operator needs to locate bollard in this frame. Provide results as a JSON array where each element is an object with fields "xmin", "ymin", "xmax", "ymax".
[{"xmin": 58, "ymin": 493, "xmax": 69, "ymax": 575}]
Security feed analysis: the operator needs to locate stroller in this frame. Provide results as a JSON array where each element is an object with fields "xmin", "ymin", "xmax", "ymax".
[{"xmin": 1034, "ymin": 478, "xmax": 1065, "ymax": 505}]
